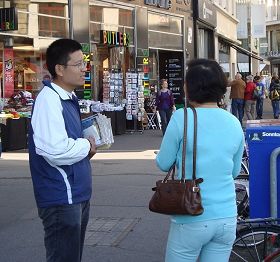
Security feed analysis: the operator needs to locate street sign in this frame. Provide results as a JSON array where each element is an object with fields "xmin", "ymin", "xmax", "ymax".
[{"xmin": 260, "ymin": 43, "xmax": 268, "ymax": 48}]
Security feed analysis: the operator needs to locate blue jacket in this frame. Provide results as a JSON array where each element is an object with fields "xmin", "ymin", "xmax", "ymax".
[{"xmin": 29, "ymin": 81, "xmax": 92, "ymax": 208}]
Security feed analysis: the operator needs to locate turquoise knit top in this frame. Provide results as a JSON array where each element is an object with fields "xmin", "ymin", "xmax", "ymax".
[{"xmin": 156, "ymin": 108, "xmax": 244, "ymax": 224}]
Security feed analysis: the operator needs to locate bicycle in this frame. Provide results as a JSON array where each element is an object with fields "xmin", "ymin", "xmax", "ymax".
[
  {"xmin": 230, "ymin": 218, "xmax": 280, "ymax": 262},
  {"xmin": 235, "ymin": 147, "xmax": 250, "ymax": 218}
]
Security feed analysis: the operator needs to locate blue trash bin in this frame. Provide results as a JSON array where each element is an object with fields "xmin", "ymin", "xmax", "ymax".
[{"xmin": 246, "ymin": 120, "xmax": 280, "ymax": 218}]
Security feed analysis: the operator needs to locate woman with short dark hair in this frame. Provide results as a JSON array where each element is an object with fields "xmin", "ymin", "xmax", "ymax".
[
  {"xmin": 156, "ymin": 59, "xmax": 244, "ymax": 262},
  {"xmin": 155, "ymin": 79, "xmax": 176, "ymax": 135}
]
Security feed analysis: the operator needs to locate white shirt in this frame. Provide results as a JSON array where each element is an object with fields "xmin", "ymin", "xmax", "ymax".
[{"xmin": 31, "ymin": 83, "xmax": 90, "ymax": 166}]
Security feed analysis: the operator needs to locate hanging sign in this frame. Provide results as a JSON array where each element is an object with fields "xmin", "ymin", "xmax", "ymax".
[
  {"xmin": 4, "ymin": 47, "xmax": 14, "ymax": 97},
  {"xmin": 100, "ymin": 30, "xmax": 130, "ymax": 47},
  {"xmin": 0, "ymin": 7, "xmax": 18, "ymax": 31},
  {"xmin": 75, "ymin": 43, "xmax": 92, "ymax": 99}
]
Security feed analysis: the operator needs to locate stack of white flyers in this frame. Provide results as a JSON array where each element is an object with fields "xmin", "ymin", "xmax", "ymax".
[{"xmin": 82, "ymin": 114, "xmax": 114, "ymax": 149}]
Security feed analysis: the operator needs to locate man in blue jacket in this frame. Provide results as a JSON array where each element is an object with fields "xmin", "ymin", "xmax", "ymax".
[{"xmin": 29, "ymin": 38, "xmax": 96, "ymax": 262}]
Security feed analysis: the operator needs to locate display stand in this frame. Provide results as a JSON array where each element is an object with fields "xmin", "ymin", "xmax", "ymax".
[
  {"xmin": 103, "ymin": 68, "xmax": 123, "ymax": 106},
  {"xmin": 101, "ymin": 68, "xmax": 126, "ymax": 135},
  {"xmin": 125, "ymin": 69, "xmax": 144, "ymax": 133}
]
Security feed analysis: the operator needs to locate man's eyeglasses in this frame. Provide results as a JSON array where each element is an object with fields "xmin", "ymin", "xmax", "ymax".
[{"xmin": 64, "ymin": 61, "xmax": 87, "ymax": 70}]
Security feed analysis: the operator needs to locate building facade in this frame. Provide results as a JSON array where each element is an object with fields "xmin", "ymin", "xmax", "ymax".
[
  {"xmin": 0, "ymin": 0, "xmax": 194, "ymax": 106},
  {"xmin": 192, "ymin": 0, "xmax": 240, "ymax": 79},
  {"xmin": 214, "ymin": 0, "xmax": 239, "ymax": 79},
  {"xmin": 260, "ymin": 0, "xmax": 280, "ymax": 75}
]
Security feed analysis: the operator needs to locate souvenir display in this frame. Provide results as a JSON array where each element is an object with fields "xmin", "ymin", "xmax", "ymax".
[
  {"xmin": 102, "ymin": 69, "xmax": 123, "ymax": 106},
  {"xmin": 102, "ymin": 70, "xmax": 110, "ymax": 103},
  {"xmin": 125, "ymin": 70, "xmax": 145, "ymax": 122}
]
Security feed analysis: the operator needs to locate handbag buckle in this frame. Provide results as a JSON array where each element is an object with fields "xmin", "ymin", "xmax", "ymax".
[{"xmin": 192, "ymin": 186, "xmax": 200, "ymax": 193}]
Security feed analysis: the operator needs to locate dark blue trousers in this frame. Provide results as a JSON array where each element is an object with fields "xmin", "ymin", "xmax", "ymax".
[
  {"xmin": 159, "ymin": 108, "xmax": 173, "ymax": 135},
  {"xmin": 38, "ymin": 200, "xmax": 90, "ymax": 262}
]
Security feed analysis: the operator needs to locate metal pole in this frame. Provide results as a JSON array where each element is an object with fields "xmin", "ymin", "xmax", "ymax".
[
  {"xmin": 68, "ymin": 0, "xmax": 73, "ymax": 39},
  {"xmin": 249, "ymin": 0, "xmax": 252, "ymax": 75},
  {"xmin": 270, "ymin": 147, "xmax": 280, "ymax": 218}
]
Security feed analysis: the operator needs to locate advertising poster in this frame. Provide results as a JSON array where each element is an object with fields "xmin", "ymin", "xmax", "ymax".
[{"xmin": 4, "ymin": 47, "xmax": 14, "ymax": 98}]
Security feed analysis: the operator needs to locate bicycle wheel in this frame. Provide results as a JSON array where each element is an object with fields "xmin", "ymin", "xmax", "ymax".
[
  {"xmin": 235, "ymin": 182, "xmax": 249, "ymax": 218},
  {"xmin": 240, "ymin": 161, "xmax": 249, "ymax": 176},
  {"xmin": 230, "ymin": 225, "xmax": 280, "ymax": 262}
]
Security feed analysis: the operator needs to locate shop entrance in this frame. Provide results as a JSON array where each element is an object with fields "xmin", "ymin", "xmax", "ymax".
[{"xmin": 93, "ymin": 44, "xmax": 134, "ymax": 103}]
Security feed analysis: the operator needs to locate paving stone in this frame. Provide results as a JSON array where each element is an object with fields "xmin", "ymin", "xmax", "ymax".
[{"xmin": 85, "ymin": 217, "xmax": 140, "ymax": 247}]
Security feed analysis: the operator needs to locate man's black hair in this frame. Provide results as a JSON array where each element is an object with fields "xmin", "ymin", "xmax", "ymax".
[
  {"xmin": 46, "ymin": 38, "xmax": 82, "ymax": 79},
  {"xmin": 185, "ymin": 59, "xmax": 227, "ymax": 103}
]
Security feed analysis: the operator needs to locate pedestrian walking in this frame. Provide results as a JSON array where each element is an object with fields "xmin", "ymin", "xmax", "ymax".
[
  {"xmin": 269, "ymin": 78, "xmax": 280, "ymax": 119},
  {"xmin": 156, "ymin": 59, "xmax": 244, "ymax": 262},
  {"xmin": 254, "ymin": 76, "xmax": 266, "ymax": 119},
  {"xmin": 230, "ymin": 73, "xmax": 246, "ymax": 124},
  {"xmin": 28, "ymin": 38, "xmax": 96, "ymax": 262},
  {"xmin": 155, "ymin": 79, "xmax": 176, "ymax": 135},
  {"xmin": 244, "ymin": 75, "xmax": 256, "ymax": 120}
]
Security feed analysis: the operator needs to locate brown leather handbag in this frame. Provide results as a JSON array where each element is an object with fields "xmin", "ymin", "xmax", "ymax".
[{"xmin": 149, "ymin": 106, "xmax": 204, "ymax": 215}]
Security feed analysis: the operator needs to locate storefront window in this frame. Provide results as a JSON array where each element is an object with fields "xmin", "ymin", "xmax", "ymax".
[
  {"xmin": 89, "ymin": 4, "xmax": 103, "ymax": 22},
  {"xmin": 219, "ymin": 41, "xmax": 230, "ymax": 77},
  {"xmin": 148, "ymin": 12, "xmax": 183, "ymax": 50},
  {"xmin": 90, "ymin": 4, "xmax": 134, "ymax": 45},
  {"xmin": 197, "ymin": 29, "xmax": 214, "ymax": 59},
  {"xmin": 148, "ymin": 13, "xmax": 182, "ymax": 34},
  {"xmin": 38, "ymin": 3, "xmax": 68, "ymax": 38},
  {"xmin": 149, "ymin": 32, "xmax": 183, "ymax": 50},
  {"xmin": 119, "ymin": 9, "xmax": 134, "ymax": 27},
  {"xmin": 92, "ymin": 43, "xmax": 134, "ymax": 101},
  {"xmin": 272, "ymin": 30, "xmax": 280, "ymax": 52}
]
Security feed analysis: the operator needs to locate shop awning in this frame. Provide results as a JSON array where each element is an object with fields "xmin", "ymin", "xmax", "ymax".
[
  {"xmin": 220, "ymin": 38, "xmax": 264, "ymax": 61},
  {"xmin": 231, "ymin": 43, "xmax": 264, "ymax": 61}
]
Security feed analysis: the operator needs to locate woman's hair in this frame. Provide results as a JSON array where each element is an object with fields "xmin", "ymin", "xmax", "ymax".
[
  {"xmin": 46, "ymin": 38, "xmax": 82, "ymax": 79},
  {"xmin": 185, "ymin": 59, "xmax": 227, "ymax": 103}
]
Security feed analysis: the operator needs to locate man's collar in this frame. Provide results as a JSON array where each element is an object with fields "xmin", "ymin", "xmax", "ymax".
[{"xmin": 47, "ymin": 82, "xmax": 74, "ymax": 100}]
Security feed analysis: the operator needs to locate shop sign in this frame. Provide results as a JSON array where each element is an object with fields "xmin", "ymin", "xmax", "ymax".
[
  {"xmin": 4, "ymin": 48, "xmax": 14, "ymax": 97},
  {"xmin": 260, "ymin": 43, "xmax": 268, "ymax": 48},
  {"xmin": 136, "ymin": 56, "xmax": 150, "ymax": 96},
  {"xmin": 75, "ymin": 43, "xmax": 92, "ymax": 99},
  {"xmin": 266, "ymin": 50, "xmax": 280, "ymax": 57},
  {"xmin": 83, "ymin": 53, "xmax": 91, "ymax": 99},
  {"xmin": 0, "ymin": 7, "xmax": 18, "ymax": 31},
  {"xmin": 196, "ymin": 0, "xmax": 217, "ymax": 28},
  {"xmin": 100, "ymin": 30, "xmax": 130, "ymax": 47}
]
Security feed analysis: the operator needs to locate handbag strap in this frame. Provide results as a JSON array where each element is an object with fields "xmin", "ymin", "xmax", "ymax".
[
  {"xmin": 162, "ymin": 106, "xmax": 197, "ymax": 182},
  {"xmin": 182, "ymin": 106, "xmax": 197, "ymax": 181}
]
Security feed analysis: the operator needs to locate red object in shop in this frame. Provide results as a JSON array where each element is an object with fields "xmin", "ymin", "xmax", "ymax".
[{"xmin": 4, "ymin": 48, "xmax": 14, "ymax": 98}]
